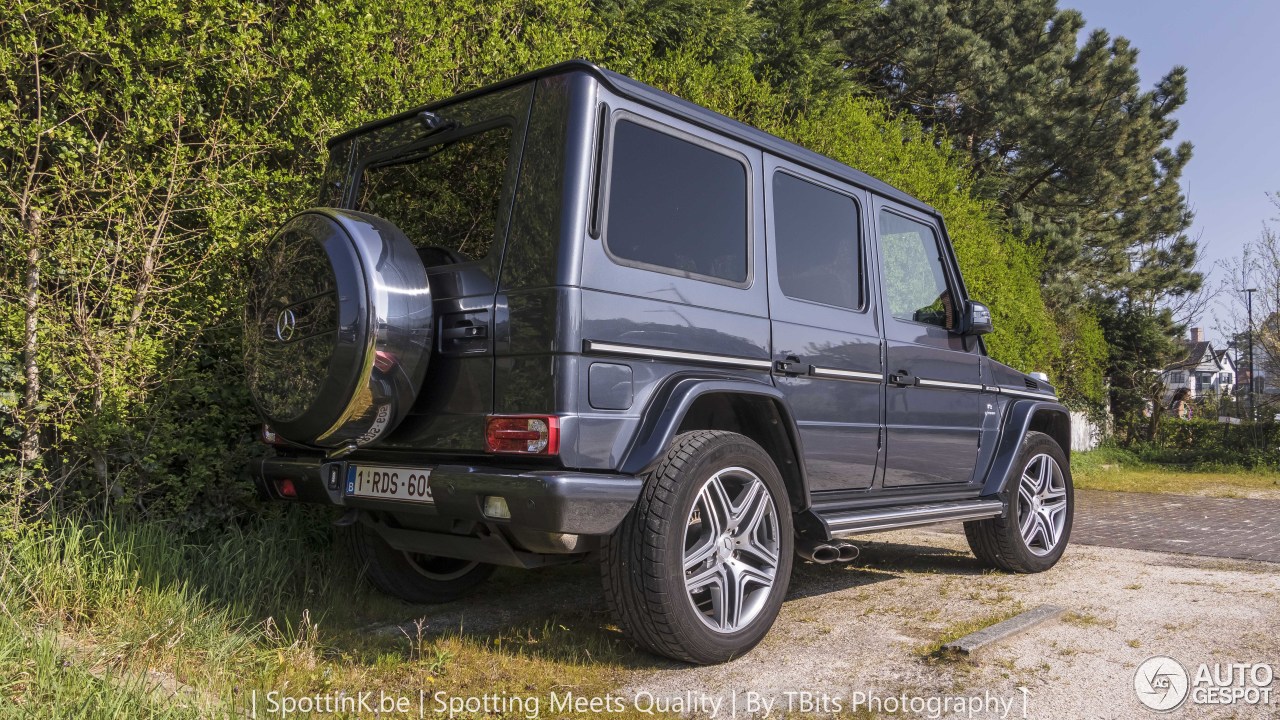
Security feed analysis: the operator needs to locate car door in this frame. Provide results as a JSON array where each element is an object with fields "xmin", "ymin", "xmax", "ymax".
[
  {"xmin": 875, "ymin": 201, "xmax": 983, "ymax": 486},
  {"xmin": 345, "ymin": 83, "xmax": 536, "ymax": 453},
  {"xmin": 767, "ymin": 160, "xmax": 883, "ymax": 491}
]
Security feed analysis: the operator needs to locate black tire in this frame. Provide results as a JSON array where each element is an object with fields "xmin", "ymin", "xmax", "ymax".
[
  {"xmin": 601, "ymin": 430, "xmax": 794, "ymax": 665},
  {"xmin": 347, "ymin": 522, "xmax": 495, "ymax": 604},
  {"xmin": 965, "ymin": 431, "xmax": 1073, "ymax": 573}
]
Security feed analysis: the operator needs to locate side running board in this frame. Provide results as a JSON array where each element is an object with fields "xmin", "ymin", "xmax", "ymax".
[{"xmin": 815, "ymin": 499, "xmax": 1005, "ymax": 539}]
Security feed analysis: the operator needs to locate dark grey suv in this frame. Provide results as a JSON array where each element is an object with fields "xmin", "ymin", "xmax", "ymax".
[{"xmin": 246, "ymin": 61, "xmax": 1074, "ymax": 664}]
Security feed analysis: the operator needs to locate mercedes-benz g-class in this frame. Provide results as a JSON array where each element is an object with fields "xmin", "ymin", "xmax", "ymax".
[{"xmin": 246, "ymin": 61, "xmax": 1074, "ymax": 665}]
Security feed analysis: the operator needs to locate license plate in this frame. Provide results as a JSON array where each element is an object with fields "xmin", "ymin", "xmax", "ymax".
[{"xmin": 345, "ymin": 465, "xmax": 434, "ymax": 504}]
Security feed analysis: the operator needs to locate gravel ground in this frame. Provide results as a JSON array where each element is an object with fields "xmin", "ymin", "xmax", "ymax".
[
  {"xmin": 378, "ymin": 526, "xmax": 1280, "ymax": 719},
  {"xmin": 625, "ymin": 527, "xmax": 1280, "ymax": 719}
]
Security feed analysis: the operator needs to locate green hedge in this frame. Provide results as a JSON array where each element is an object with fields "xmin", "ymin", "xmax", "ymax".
[
  {"xmin": 1145, "ymin": 418, "xmax": 1280, "ymax": 469},
  {"xmin": 1, "ymin": 0, "xmax": 1076, "ymax": 528}
]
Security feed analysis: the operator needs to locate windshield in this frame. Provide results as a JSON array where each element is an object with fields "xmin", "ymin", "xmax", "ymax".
[{"xmin": 325, "ymin": 83, "xmax": 533, "ymax": 265}]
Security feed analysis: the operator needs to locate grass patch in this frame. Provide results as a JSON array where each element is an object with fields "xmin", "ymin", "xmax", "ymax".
[
  {"xmin": 0, "ymin": 621, "xmax": 214, "ymax": 719},
  {"xmin": 1072, "ymin": 449, "xmax": 1280, "ymax": 498},
  {"xmin": 1061, "ymin": 611, "xmax": 1114, "ymax": 630},
  {"xmin": 1074, "ymin": 466, "xmax": 1280, "ymax": 497},
  {"xmin": 0, "ymin": 513, "xmax": 669, "ymax": 719},
  {"xmin": 1071, "ymin": 446, "xmax": 1149, "ymax": 472}
]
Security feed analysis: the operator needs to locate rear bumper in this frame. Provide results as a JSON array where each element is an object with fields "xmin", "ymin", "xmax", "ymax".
[{"xmin": 252, "ymin": 456, "xmax": 642, "ymax": 536}]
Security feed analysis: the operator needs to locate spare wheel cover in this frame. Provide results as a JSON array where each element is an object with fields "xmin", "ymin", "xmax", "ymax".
[{"xmin": 245, "ymin": 208, "xmax": 432, "ymax": 448}]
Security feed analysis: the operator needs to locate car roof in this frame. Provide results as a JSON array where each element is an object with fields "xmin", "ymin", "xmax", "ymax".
[{"xmin": 328, "ymin": 59, "xmax": 938, "ymax": 216}]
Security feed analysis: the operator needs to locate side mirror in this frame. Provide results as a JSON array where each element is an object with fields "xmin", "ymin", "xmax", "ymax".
[{"xmin": 961, "ymin": 300, "xmax": 994, "ymax": 336}]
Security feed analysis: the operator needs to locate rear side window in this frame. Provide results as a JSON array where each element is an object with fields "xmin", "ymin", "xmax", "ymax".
[
  {"xmin": 772, "ymin": 172, "xmax": 861, "ymax": 309},
  {"xmin": 604, "ymin": 119, "xmax": 749, "ymax": 284}
]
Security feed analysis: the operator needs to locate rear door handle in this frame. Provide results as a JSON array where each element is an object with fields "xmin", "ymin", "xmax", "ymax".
[
  {"xmin": 439, "ymin": 310, "xmax": 490, "ymax": 353},
  {"xmin": 442, "ymin": 324, "xmax": 487, "ymax": 340},
  {"xmin": 889, "ymin": 372, "xmax": 918, "ymax": 387}
]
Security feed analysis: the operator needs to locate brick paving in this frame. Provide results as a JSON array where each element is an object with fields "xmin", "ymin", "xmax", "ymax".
[
  {"xmin": 938, "ymin": 489, "xmax": 1280, "ymax": 563},
  {"xmin": 1066, "ymin": 489, "xmax": 1280, "ymax": 563}
]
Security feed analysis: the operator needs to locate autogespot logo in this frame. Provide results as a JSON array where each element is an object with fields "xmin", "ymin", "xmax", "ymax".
[{"xmin": 1135, "ymin": 656, "xmax": 1190, "ymax": 712}]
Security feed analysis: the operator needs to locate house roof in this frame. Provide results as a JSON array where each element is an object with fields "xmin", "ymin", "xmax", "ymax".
[{"xmin": 1165, "ymin": 341, "xmax": 1215, "ymax": 371}]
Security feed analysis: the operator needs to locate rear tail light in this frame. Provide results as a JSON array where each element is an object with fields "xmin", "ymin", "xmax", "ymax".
[
  {"xmin": 485, "ymin": 415, "xmax": 559, "ymax": 455},
  {"xmin": 276, "ymin": 478, "xmax": 298, "ymax": 499}
]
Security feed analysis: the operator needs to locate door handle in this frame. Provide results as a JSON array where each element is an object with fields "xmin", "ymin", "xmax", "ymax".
[
  {"xmin": 439, "ymin": 311, "xmax": 490, "ymax": 353},
  {"xmin": 442, "ymin": 323, "xmax": 487, "ymax": 340},
  {"xmin": 774, "ymin": 355, "xmax": 805, "ymax": 375},
  {"xmin": 889, "ymin": 372, "xmax": 918, "ymax": 387}
]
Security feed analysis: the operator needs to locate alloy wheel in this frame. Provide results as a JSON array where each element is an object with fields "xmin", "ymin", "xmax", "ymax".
[
  {"xmin": 682, "ymin": 467, "xmax": 781, "ymax": 632},
  {"xmin": 1016, "ymin": 453, "xmax": 1068, "ymax": 556}
]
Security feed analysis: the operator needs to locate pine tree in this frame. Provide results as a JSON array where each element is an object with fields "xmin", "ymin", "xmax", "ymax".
[{"xmin": 840, "ymin": 0, "xmax": 1200, "ymax": 309}]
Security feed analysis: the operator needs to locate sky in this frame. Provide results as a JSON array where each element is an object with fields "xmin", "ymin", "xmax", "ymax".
[{"xmin": 1065, "ymin": 0, "xmax": 1280, "ymax": 340}]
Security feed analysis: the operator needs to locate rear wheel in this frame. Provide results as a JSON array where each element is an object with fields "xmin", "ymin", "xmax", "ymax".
[
  {"xmin": 347, "ymin": 522, "xmax": 494, "ymax": 603},
  {"xmin": 601, "ymin": 430, "xmax": 794, "ymax": 664},
  {"xmin": 965, "ymin": 431, "xmax": 1073, "ymax": 573}
]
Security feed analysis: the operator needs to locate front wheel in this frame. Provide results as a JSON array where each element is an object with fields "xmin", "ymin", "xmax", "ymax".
[
  {"xmin": 601, "ymin": 430, "xmax": 794, "ymax": 665},
  {"xmin": 965, "ymin": 430, "xmax": 1073, "ymax": 573}
]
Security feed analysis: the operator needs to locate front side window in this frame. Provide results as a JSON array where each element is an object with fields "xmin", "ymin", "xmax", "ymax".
[
  {"xmin": 772, "ymin": 172, "xmax": 861, "ymax": 309},
  {"xmin": 879, "ymin": 211, "xmax": 954, "ymax": 329},
  {"xmin": 604, "ymin": 119, "xmax": 749, "ymax": 284},
  {"xmin": 356, "ymin": 126, "xmax": 514, "ymax": 262}
]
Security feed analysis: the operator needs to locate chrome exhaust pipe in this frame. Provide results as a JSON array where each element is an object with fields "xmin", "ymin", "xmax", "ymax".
[
  {"xmin": 834, "ymin": 541, "xmax": 859, "ymax": 563},
  {"xmin": 796, "ymin": 538, "xmax": 841, "ymax": 564}
]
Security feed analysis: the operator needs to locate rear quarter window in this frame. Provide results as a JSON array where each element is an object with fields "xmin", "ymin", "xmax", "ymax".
[{"xmin": 603, "ymin": 119, "xmax": 749, "ymax": 285}]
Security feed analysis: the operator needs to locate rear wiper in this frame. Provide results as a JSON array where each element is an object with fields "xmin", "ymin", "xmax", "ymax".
[{"xmin": 417, "ymin": 110, "xmax": 458, "ymax": 138}]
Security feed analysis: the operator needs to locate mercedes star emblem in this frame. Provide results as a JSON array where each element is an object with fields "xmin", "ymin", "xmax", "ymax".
[{"xmin": 274, "ymin": 308, "xmax": 297, "ymax": 342}]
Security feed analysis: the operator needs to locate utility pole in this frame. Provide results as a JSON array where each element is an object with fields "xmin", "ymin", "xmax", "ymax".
[{"xmin": 1247, "ymin": 287, "xmax": 1257, "ymax": 422}]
